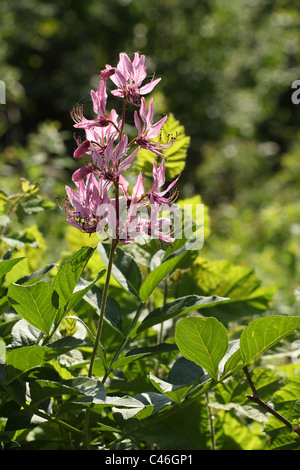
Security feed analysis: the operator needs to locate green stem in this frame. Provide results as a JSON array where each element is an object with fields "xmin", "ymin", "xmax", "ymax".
[
  {"xmin": 83, "ymin": 239, "xmax": 118, "ymax": 449},
  {"xmin": 1, "ymin": 381, "xmax": 82, "ymax": 437},
  {"xmin": 87, "ymin": 239, "xmax": 118, "ymax": 379},
  {"xmin": 205, "ymin": 392, "xmax": 215, "ymax": 450},
  {"xmin": 102, "ymin": 302, "xmax": 145, "ymax": 384}
]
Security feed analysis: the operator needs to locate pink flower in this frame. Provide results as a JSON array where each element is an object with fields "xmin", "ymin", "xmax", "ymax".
[
  {"xmin": 148, "ymin": 203, "xmax": 175, "ymax": 243},
  {"xmin": 134, "ymin": 98, "xmax": 171, "ymax": 157},
  {"xmin": 149, "ymin": 159, "xmax": 179, "ymax": 212},
  {"xmin": 101, "ymin": 53, "xmax": 161, "ymax": 106},
  {"xmin": 64, "ymin": 173, "xmax": 110, "ymax": 233}
]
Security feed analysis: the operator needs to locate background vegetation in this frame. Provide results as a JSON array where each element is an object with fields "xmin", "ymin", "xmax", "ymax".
[{"xmin": 1, "ymin": 0, "xmax": 300, "ymax": 450}]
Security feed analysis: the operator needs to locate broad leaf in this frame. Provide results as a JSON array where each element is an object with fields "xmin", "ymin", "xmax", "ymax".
[
  {"xmin": 8, "ymin": 281, "xmax": 57, "ymax": 335},
  {"xmin": 4, "ymin": 340, "xmax": 86, "ymax": 384},
  {"xmin": 149, "ymin": 372, "xmax": 192, "ymax": 404},
  {"xmin": 137, "ymin": 294, "xmax": 228, "ymax": 333},
  {"xmin": 0, "ymin": 257, "xmax": 25, "ymax": 278},
  {"xmin": 139, "ymin": 237, "xmax": 201, "ymax": 302},
  {"xmin": 66, "ymin": 269, "xmax": 105, "ymax": 313},
  {"xmin": 53, "ymin": 246, "xmax": 95, "ymax": 322},
  {"xmin": 175, "ymin": 317, "xmax": 229, "ymax": 381},
  {"xmin": 97, "ymin": 243, "xmax": 142, "ymax": 297},
  {"xmin": 111, "ymin": 343, "xmax": 178, "ymax": 370},
  {"xmin": 83, "ymin": 284, "xmax": 124, "ymax": 335},
  {"xmin": 240, "ymin": 315, "xmax": 300, "ymax": 364}
]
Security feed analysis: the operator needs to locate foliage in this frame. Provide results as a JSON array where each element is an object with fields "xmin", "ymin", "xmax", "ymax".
[
  {"xmin": 1, "ymin": 0, "xmax": 300, "ymax": 451},
  {"xmin": 0, "ymin": 188, "xmax": 299, "ymax": 449}
]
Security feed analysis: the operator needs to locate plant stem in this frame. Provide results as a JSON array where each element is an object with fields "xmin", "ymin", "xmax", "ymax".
[
  {"xmin": 102, "ymin": 302, "xmax": 145, "ymax": 384},
  {"xmin": 205, "ymin": 392, "xmax": 215, "ymax": 450},
  {"xmin": 87, "ymin": 239, "xmax": 118, "ymax": 379},
  {"xmin": 243, "ymin": 365, "xmax": 300, "ymax": 440},
  {"xmin": 83, "ymin": 239, "xmax": 118, "ymax": 449}
]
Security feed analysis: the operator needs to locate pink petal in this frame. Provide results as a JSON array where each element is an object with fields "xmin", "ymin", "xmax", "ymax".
[
  {"xmin": 147, "ymin": 115, "xmax": 167, "ymax": 138},
  {"xmin": 140, "ymin": 78, "xmax": 161, "ymax": 95},
  {"xmin": 118, "ymin": 53, "xmax": 132, "ymax": 80},
  {"xmin": 134, "ymin": 110, "xmax": 142, "ymax": 135},
  {"xmin": 139, "ymin": 97, "xmax": 147, "ymax": 124}
]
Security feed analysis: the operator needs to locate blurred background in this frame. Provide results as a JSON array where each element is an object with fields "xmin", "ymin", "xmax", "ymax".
[{"xmin": 1, "ymin": 0, "xmax": 300, "ymax": 311}]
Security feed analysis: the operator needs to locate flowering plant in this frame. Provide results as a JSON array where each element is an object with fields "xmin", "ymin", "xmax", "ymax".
[
  {"xmin": 63, "ymin": 52, "xmax": 178, "ymax": 245},
  {"xmin": 1, "ymin": 53, "xmax": 300, "ymax": 452}
]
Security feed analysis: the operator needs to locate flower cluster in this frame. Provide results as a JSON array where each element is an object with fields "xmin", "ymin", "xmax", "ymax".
[{"xmin": 63, "ymin": 52, "xmax": 179, "ymax": 244}]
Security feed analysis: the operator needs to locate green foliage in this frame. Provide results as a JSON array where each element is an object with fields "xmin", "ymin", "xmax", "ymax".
[
  {"xmin": 0, "ymin": 240, "xmax": 299, "ymax": 450},
  {"xmin": 1, "ymin": 0, "xmax": 300, "ymax": 451}
]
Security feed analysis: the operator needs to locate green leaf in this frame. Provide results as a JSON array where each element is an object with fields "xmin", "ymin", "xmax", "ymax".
[
  {"xmin": 167, "ymin": 357, "xmax": 205, "ymax": 386},
  {"xmin": 2, "ymin": 231, "xmax": 38, "ymax": 249},
  {"xmin": 53, "ymin": 246, "xmax": 95, "ymax": 321},
  {"xmin": 149, "ymin": 372, "xmax": 192, "ymax": 404},
  {"xmin": 83, "ymin": 284, "xmax": 124, "ymax": 335},
  {"xmin": 65, "ymin": 376, "xmax": 106, "ymax": 404},
  {"xmin": 0, "ymin": 257, "xmax": 25, "ymax": 278},
  {"xmin": 4, "ymin": 345, "xmax": 57, "ymax": 383},
  {"xmin": 175, "ymin": 317, "xmax": 229, "ymax": 381},
  {"xmin": 240, "ymin": 315, "xmax": 300, "ymax": 364},
  {"xmin": 15, "ymin": 263, "xmax": 57, "ymax": 285},
  {"xmin": 265, "ymin": 380, "xmax": 300, "ymax": 449},
  {"xmin": 8, "ymin": 281, "xmax": 57, "ymax": 335},
  {"xmin": 5, "ymin": 409, "xmax": 47, "ymax": 431},
  {"xmin": 4, "ymin": 340, "xmax": 86, "ymax": 384},
  {"xmin": 218, "ymin": 339, "xmax": 243, "ymax": 377},
  {"xmin": 111, "ymin": 395, "xmax": 154, "ymax": 421},
  {"xmin": 66, "ymin": 269, "xmax": 105, "ymax": 313},
  {"xmin": 111, "ymin": 343, "xmax": 178, "ymax": 370},
  {"xmin": 137, "ymin": 294, "xmax": 228, "ymax": 333},
  {"xmin": 139, "ymin": 237, "xmax": 201, "ymax": 302},
  {"xmin": 97, "ymin": 243, "xmax": 142, "ymax": 297}
]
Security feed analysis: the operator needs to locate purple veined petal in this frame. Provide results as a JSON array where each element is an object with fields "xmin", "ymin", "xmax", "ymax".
[
  {"xmin": 139, "ymin": 97, "xmax": 148, "ymax": 124},
  {"xmin": 116, "ymin": 148, "xmax": 139, "ymax": 175},
  {"xmin": 65, "ymin": 185, "xmax": 85, "ymax": 214},
  {"xmin": 111, "ymin": 68, "xmax": 127, "ymax": 89},
  {"xmin": 74, "ymin": 140, "xmax": 90, "ymax": 159},
  {"xmin": 111, "ymin": 89, "xmax": 125, "ymax": 99},
  {"xmin": 103, "ymin": 138, "xmax": 115, "ymax": 168},
  {"xmin": 134, "ymin": 110, "xmax": 142, "ymax": 135},
  {"xmin": 152, "ymin": 159, "xmax": 166, "ymax": 188},
  {"xmin": 146, "ymin": 98, "xmax": 154, "ymax": 127},
  {"xmin": 119, "ymin": 175, "xmax": 129, "ymax": 196},
  {"xmin": 118, "ymin": 53, "xmax": 133, "ymax": 80},
  {"xmin": 140, "ymin": 77, "xmax": 161, "ymax": 95},
  {"xmin": 157, "ymin": 173, "xmax": 180, "ymax": 196},
  {"xmin": 72, "ymin": 164, "xmax": 95, "ymax": 182},
  {"xmin": 112, "ymin": 135, "xmax": 128, "ymax": 170},
  {"xmin": 132, "ymin": 172, "xmax": 145, "ymax": 200},
  {"xmin": 132, "ymin": 54, "xmax": 147, "ymax": 85},
  {"xmin": 147, "ymin": 115, "xmax": 168, "ymax": 139},
  {"xmin": 91, "ymin": 80, "xmax": 107, "ymax": 116},
  {"xmin": 100, "ymin": 65, "xmax": 115, "ymax": 79}
]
